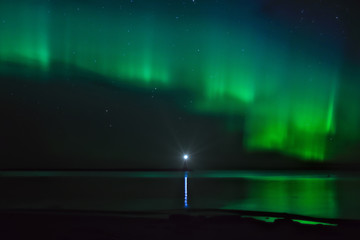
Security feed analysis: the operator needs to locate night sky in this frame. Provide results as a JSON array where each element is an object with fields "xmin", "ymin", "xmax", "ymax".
[{"xmin": 1, "ymin": 0, "xmax": 359, "ymax": 169}]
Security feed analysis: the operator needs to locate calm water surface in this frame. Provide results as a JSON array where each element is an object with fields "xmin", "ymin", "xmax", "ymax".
[{"xmin": 1, "ymin": 171, "xmax": 359, "ymax": 220}]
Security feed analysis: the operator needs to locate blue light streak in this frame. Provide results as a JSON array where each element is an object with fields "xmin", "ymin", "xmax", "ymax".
[{"xmin": 184, "ymin": 171, "xmax": 188, "ymax": 208}]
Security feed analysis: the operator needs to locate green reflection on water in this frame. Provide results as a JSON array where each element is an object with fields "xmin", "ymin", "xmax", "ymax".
[
  {"xmin": 292, "ymin": 219, "xmax": 337, "ymax": 226},
  {"xmin": 0, "ymin": 170, "xmax": 341, "ymax": 219},
  {"xmin": 223, "ymin": 178, "xmax": 337, "ymax": 219},
  {"xmin": 244, "ymin": 216, "xmax": 337, "ymax": 226}
]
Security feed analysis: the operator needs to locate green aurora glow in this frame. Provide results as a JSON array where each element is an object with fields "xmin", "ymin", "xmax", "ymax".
[{"xmin": 0, "ymin": 0, "xmax": 358, "ymax": 161}]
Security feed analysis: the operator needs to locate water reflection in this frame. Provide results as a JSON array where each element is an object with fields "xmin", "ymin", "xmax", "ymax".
[
  {"xmin": 222, "ymin": 178, "xmax": 337, "ymax": 219},
  {"xmin": 2, "ymin": 170, "xmax": 358, "ymax": 219},
  {"xmin": 184, "ymin": 171, "xmax": 188, "ymax": 208}
]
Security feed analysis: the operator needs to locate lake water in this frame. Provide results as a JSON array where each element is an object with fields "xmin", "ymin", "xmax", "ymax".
[{"xmin": 1, "ymin": 171, "xmax": 360, "ymax": 220}]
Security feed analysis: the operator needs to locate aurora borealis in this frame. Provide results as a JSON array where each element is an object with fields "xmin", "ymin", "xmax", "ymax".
[{"xmin": 1, "ymin": 0, "xmax": 359, "ymax": 166}]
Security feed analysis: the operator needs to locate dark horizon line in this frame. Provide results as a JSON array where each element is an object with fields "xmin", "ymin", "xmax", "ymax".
[{"xmin": 2, "ymin": 166, "xmax": 360, "ymax": 172}]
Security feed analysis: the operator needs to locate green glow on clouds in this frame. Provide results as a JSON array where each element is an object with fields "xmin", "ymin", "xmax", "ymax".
[{"xmin": 0, "ymin": 1, "xmax": 358, "ymax": 161}]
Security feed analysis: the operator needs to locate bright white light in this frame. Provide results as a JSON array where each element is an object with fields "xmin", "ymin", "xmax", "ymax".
[{"xmin": 183, "ymin": 154, "xmax": 189, "ymax": 160}]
